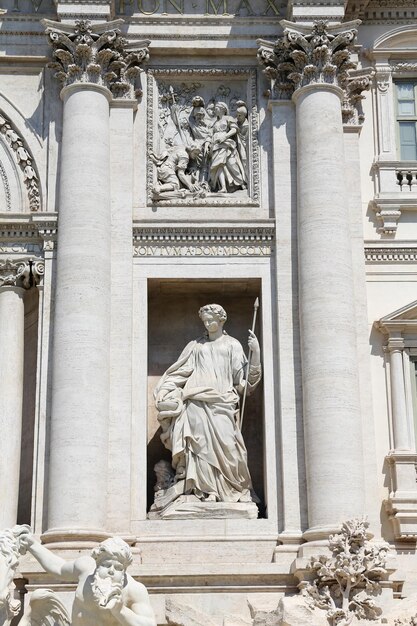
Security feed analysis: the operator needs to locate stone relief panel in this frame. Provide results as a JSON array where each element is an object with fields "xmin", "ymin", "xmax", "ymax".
[{"xmin": 147, "ymin": 68, "xmax": 259, "ymax": 206}]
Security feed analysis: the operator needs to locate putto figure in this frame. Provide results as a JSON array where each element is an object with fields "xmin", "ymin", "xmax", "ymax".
[
  {"xmin": 152, "ymin": 304, "xmax": 261, "ymax": 517},
  {"xmin": 19, "ymin": 530, "xmax": 156, "ymax": 626}
]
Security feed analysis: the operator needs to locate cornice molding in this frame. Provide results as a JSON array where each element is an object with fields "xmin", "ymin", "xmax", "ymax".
[
  {"xmin": 133, "ymin": 224, "xmax": 275, "ymax": 258},
  {"xmin": 365, "ymin": 246, "xmax": 417, "ymax": 263},
  {"xmin": 0, "ymin": 215, "xmax": 57, "ymax": 254}
]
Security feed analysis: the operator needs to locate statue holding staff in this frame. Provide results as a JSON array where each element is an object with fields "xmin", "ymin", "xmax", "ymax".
[{"xmin": 154, "ymin": 303, "xmax": 261, "ymax": 508}]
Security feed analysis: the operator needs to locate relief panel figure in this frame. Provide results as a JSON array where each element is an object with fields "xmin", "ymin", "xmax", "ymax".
[
  {"xmin": 209, "ymin": 102, "xmax": 247, "ymax": 193},
  {"xmin": 150, "ymin": 304, "xmax": 262, "ymax": 520},
  {"xmin": 147, "ymin": 71, "xmax": 259, "ymax": 206}
]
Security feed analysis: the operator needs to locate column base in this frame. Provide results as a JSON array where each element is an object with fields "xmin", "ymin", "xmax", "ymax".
[
  {"xmin": 41, "ymin": 528, "xmax": 112, "ymax": 547},
  {"xmin": 302, "ymin": 524, "xmax": 342, "ymax": 543}
]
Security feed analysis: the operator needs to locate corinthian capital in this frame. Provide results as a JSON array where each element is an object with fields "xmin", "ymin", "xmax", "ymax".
[
  {"xmin": 258, "ymin": 20, "xmax": 361, "ymax": 95},
  {"xmin": 257, "ymin": 20, "xmax": 372, "ymax": 121},
  {"xmin": 43, "ymin": 19, "xmax": 150, "ymax": 99}
]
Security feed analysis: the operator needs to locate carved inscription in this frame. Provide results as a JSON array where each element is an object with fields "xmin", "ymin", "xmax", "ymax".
[
  {"xmin": 116, "ymin": 0, "xmax": 279, "ymax": 16},
  {"xmin": 133, "ymin": 244, "xmax": 272, "ymax": 257}
]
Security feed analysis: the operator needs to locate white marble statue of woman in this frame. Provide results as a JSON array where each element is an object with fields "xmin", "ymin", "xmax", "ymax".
[
  {"xmin": 235, "ymin": 100, "xmax": 249, "ymax": 179},
  {"xmin": 154, "ymin": 304, "xmax": 261, "ymax": 504},
  {"xmin": 209, "ymin": 102, "xmax": 246, "ymax": 193}
]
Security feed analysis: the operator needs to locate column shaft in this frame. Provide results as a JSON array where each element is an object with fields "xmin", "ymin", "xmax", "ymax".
[
  {"xmin": 295, "ymin": 85, "xmax": 364, "ymax": 539},
  {"xmin": 390, "ymin": 347, "xmax": 410, "ymax": 451},
  {"xmin": 46, "ymin": 84, "xmax": 111, "ymax": 537},
  {"xmin": 0, "ymin": 287, "xmax": 25, "ymax": 528}
]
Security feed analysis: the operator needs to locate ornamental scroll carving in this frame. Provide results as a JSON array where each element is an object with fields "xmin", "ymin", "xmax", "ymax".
[
  {"xmin": 147, "ymin": 69, "xmax": 259, "ymax": 206},
  {"xmin": 0, "ymin": 258, "xmax": 44, "ymax": 288},
  {"xmin": 44, "ymin": 19, "xmax": 150, "ymax": 99},
  {"xmin": 257, "ymin": 20, "xmax": 372, "ymax": 124},
  {"xmin": 0, "ymin": 111, "xmax": 41, "ymax": 212}
]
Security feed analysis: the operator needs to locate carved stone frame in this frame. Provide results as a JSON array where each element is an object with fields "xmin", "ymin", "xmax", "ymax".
[{"xmin": 146, "ymin": 67, "xmax": 260, "ymax": 207}]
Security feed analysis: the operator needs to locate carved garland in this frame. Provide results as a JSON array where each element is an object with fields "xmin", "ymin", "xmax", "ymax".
[
  {"xmin": 0, "ymin": 111, "xmax": 41, "ymax": 212},
  {"xmin": 0, "ymin": 160, "xmax": 11, "ymax": 211},
  {"xmin": 391, "ymin": 62, "xmax": 417, "ymax": 73},
  {"xmin": 146, "ymin": 67, "xmax": 259, "ymax": 207}
]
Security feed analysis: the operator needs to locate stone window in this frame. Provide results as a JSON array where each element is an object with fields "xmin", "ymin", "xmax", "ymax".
[
  {"xmin": 369, "ymin": 26, "xmax": 417, "ymax": 233},
  {"xmin": 377, "ymin": 301, "xmax": 417, "ymax": 540},
  {"xmin": 395, "ymin": 81, "xmax": 417, "ymax": 160}
]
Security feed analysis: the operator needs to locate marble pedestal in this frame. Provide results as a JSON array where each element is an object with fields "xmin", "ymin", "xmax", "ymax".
[{"xmin": 149, "ymin": 491, "xmax": 258, "ymax": 520}]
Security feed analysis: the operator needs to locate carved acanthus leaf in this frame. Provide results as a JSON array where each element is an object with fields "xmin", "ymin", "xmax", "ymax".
[
  {"xmin": 342, "ymin": 68, "xmax": 374, "ymax": 124},
  {"xmin": 44, "ymin": 19, "xmax": 150, "ymax": 99},
  {"xmin": 0, "ymin": 111, "xmax": 41, "ymax": 211},
  {"xmin": 302, "ymin": 519, "xmax": 390, "ymax": 626},
  {"xmin": 257, "ymin": 20, "xmax": 370, "ymax": 122}
]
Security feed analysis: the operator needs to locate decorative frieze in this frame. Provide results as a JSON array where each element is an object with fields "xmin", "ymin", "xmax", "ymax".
[
  {"xmin": 257, "ymin": 20, "xmax": 371, "ymax": 123},
  {"xmin": 133, "ymin": 225, "xmax": 274, "ymax": 257},
  {"xmin": 0, "ymin": 110, "xmax": 41, "ymax": 212},
  {"xmin": 44, "ymin": 19, "xmax": 150, "ymax": 99},
  {"xmin": 391, "ymin": 62, "xmax": 417, "ymax": 73}
]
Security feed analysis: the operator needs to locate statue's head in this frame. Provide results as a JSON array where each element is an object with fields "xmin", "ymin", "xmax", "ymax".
[
  {"xmin": 236, "ymin": 100, "xmax": 248, "ymax": 124},
  {"xmin": 206, "ymin": 102, "xmax": 215, "ymax": 117},
  {"xmin": 193, "ymin": 106, "xmax": 206, "ymax": 122},
  {"xmin": 91, "ymin": 537, "xmax": 133, "ymax": 583},
  {"xmin": 187, "ymin": 142, "xmax": 202, "ymax": 159},
  {"xmin": 199, "ymin": 303, "xmax": 227, "ymax": 326},
  {"xmin": 214, "ymin": 101, "xmax": 228, "ymax": 117}
]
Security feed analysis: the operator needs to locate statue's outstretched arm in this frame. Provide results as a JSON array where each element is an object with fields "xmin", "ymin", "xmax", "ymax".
[{"xmin": 19, "ymin": 531, "xmax": 81, "ymax": 579}]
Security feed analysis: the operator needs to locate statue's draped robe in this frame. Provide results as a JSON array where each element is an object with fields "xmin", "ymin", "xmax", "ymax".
[{"xmin": 154, "ymin": 334, "xmax": 261, "ymax": 502}]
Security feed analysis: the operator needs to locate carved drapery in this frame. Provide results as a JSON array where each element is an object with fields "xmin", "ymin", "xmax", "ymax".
[
  {"xmin": 257, "ymin": 20, "xmax": 372, "ymax": 123},
  {"xmin": 44, "ymin": 19, "xmax": 150, "ymax": 99}
]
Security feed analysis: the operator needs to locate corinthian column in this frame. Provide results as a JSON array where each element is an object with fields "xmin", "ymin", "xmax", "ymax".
[
  {"xmin": 0, "ymin": 259, "xmax": 42, "ymax": 528},
  {"xmin": 43, "ymin": 20, "xmax": 149, "ymax": 543},
  {"xmin": 259, "ymin": 21, "xmax": 369, "ymax": 543}
]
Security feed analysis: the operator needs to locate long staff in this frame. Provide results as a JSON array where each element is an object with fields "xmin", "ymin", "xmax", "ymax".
[{"xmin": 239, "ymin": 297, "xmax": 259, "ymax": 429}]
